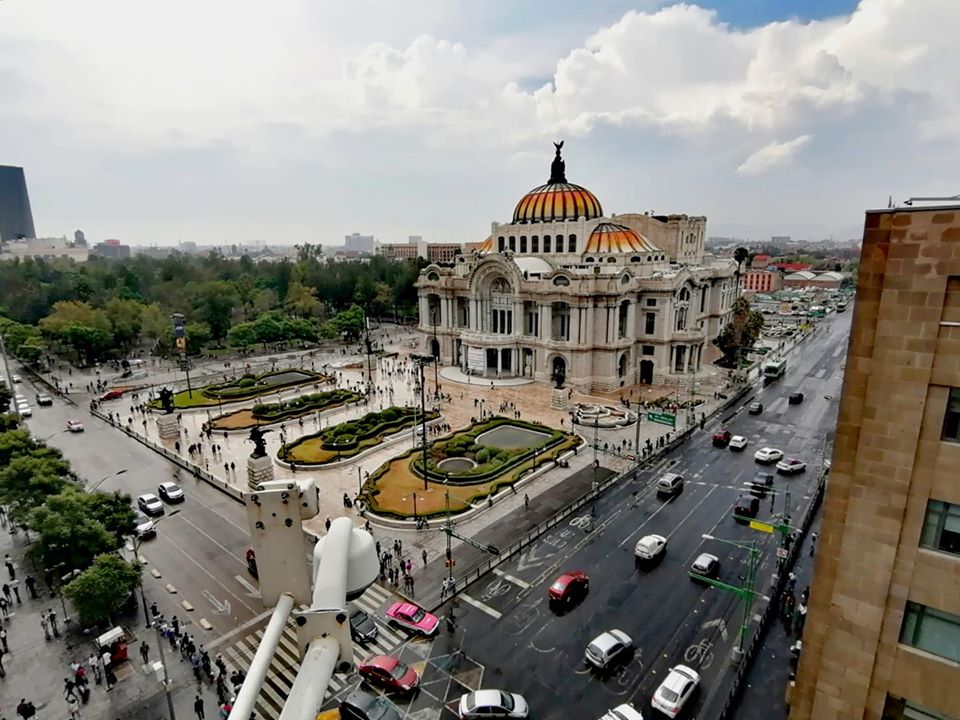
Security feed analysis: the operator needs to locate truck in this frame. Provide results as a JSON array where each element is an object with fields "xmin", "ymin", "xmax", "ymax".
[{"xmin": 763, "ymin": 358, "xmax": 787, "ymax": 381}]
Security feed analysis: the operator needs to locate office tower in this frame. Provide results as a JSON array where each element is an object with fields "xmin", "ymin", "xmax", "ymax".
[{"xmin": 0, "ymin": 165, "xmax": 37, "ymax": 241}]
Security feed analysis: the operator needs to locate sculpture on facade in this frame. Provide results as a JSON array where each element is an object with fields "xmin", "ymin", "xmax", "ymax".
[
  {"xmin": 248, "ymin": 425, "xmax": 269, "ymax": 458},
  {"xmin": 549, "ymin": 140, "xmax": 567, "ymax": 184},
  {"xmin": 158, "ymin": 387, "xmax": 175, "ymax": 414}
]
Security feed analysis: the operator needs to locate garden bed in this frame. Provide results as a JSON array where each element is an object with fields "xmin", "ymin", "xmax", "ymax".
[
  {"xmin": 205, "ymin": 388, "xmax": 362, "ymax": 431},
  {"xmin": 150, "ymin": 368, "xmax": 330, "ymax": 409}
]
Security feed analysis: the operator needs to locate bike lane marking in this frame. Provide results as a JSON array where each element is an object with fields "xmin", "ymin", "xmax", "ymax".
[
  {"xmin": 492, "ymin": 568, "xmax": 530, "ymax": 589},
  {"xmin": 459, "ymin": 592, "xmax": 503, "ymax": 619}
]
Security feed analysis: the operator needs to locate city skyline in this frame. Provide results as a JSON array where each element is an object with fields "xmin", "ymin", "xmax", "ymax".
[{"xmin": 1, "ymin": 0, "xmax": 955, "ymax": 246}]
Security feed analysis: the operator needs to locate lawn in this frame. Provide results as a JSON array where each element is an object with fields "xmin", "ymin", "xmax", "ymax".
[{"xmin": 151, "ymin": 368, "xmax": 330, "ymax": 410}]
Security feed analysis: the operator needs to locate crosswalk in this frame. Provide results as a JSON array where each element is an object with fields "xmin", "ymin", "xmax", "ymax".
[{"xmin": 215, "ymin": 583, "xmax": 407, "ymax": 720}]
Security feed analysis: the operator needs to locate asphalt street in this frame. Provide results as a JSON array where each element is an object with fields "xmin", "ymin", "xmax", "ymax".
[{"xmin": 439, "ymin": 311, "xmax": 851, "ymax": 719}]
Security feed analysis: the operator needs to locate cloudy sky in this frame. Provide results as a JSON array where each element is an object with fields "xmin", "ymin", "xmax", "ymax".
[{"xmin": 1, "ymin": 0, "xmax": 956, "ymax": 247}]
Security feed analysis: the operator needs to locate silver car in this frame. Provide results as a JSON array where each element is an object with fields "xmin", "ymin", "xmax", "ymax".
[
  {"xmin": 458, "ymin": 690, "xmax": 529, "ymax": 719},
  {"xmin": 585, "ymin": 629, "xmax": 633, "ymax": 669}
]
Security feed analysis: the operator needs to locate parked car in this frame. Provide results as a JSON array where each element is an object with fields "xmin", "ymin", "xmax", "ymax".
[
  {"xmin": 339, "ymin": 690, "xmax": 401, "ymax": 720},
  {"xmin": 157, "ymin": 482, "xmax": 184, "ymax": 503},
  {"xmin": 749, "ymin": 472, "xmax": 775, "ymax": 496},
  {"xmin": 789, "ymin": 392, "xmax": 804, "ymax": 405},
  {"xmin": 350, "ymin": 607, "xmax": 379, "ymax": 644},
  {"xmin": 66, "ymin": 419, "xmax": 85, "ymax": 433},
  {"xmin": 729, "ymin": 435, "xmax": 748, "ymax": 451},
  {"xmin": 547, "ymin": 571, "xmax": 589, "ymax": 605},
  {"xmin": 656, "ymin": 473, "xmax": 684, "ymax": 497},
  {"xmin": 748, "ymin": 402, "xmax": 763, "ymax": 415},
  {"xmin": 690, "ymin": 553, "xmax": 719, "ymax": 581},
  {"xmin": 651, "ymin": 665, "xmax": 701, "ymax": 718},
  {"xmin": 137, "ymin": 493, "xmax": 165, "ymax": 516},
  {"xmin": 734, "ymin": 495, "xmax": 760, "ymax": 521},
  {"xmin": 358, "ymin": 655, "xmax": 419, "ymax": 694},
  {"xmin": 712, "ymin": 430, "xmax": 731, "ymax": 448},
  {"xmin": 35, "ymin": 392, "xmax": 53, "ymax": 406},
  {"xmin": 585, "ymin": 629, "xmax": 633, "ymax": 670},
  {"xmin": 754, "ymin": 447, "xmax": 784, "ymax": 464},
  {"xmin": 385, "ymin": 602, "xmax": 439, "ymax": 636},
  {"xmin": 599, "ymin": 704, "xmax": 645, "ymax": 720},
  {"xmin": 776, "ymin": 458, "xmax": 807, "ymax": 475},
  {"xmin": 134, "ymin": 513, "xmax": 157, "ymax": 540},
  {"xmin": 458, "ymin": 690, "xmax": 529, "ymax": 719},
  {"xmin": 634, "ymin": 534, "xmax": 667, "ymax": 562}
]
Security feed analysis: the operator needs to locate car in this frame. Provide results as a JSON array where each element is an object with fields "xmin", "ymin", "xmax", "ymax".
[
  {"xmin": 134, "ymin": 513, "xmax": 157, "ymax": 540},
  {"xmin": 157, "ymin": 482, "xmax": 184, "ymax": 503},
  {"xmin": 749, "ymin": 472, "xmax": 774, "ymax": 496},
  {"xmin": 99, "ymin": 389, "xmax": 125, "ymax": 401},
  {"xmin": 634, "ymin": 534, "xmax": 667, "ymax": 562},
  {"xmin": 789, "ymin": 392, "xmax": 804, "ymax": 405},
  {"xmin": 776, "ymin": 458, "xmax": 807, "ymax": 475},
  {"xmin": 748, "ymin": 402, "xmax": 763, "ymax": 415},
  {"xmin": 66, "ymin": 419, "xmax": 85, "ymax": 432},
  {"xmin": 349, "ymin": 607, "xmax": 379, "ymax": 644},
  {"xmin": 458, "ymin": 690, "xmax": 529, "ymax": 719},
  {"xmin": 712, "ymin": 430, "xmax": 731, "ymax": 448},
  {"xmin": 585, "ymin": 629, "xmax": 633, "ymax": 670},
  {"xmin": 690, "ymin": 553, "xmax": 719, "ymax": 581},
  {"xmin": 651, "ymin": 664, "xmax": 701, "ymax": 718},
  {"xmin": 245, "ymin": 548, "xmax": 258, "ymax": 578},
  {"xmin": 358, "ymin": 654, "xmax": 419, "ymax": 694},
  {"xmin": 548, "ymin": 570, "xmax": 589, "ymax": 604},
  {"xmin": 385, "ymin": 601, "xmax": 439, "ymax": 636},
  {"xmin": 599, "ymin": 704, "xmax": 645, "ymax": 720},
  {"xmin": 754, "ymin": 447, "xmax": 784, "ymax": 464},
  {"xmin": 16, "ymin": 402, "xmax": 32, "ymax": 417},
  {"xmin": 137, "ymin": 493, "xmax": 165, "ymax": 516},
  {"xmin": 11, "ymin": 374, "xmax": 21, "ymax": 383},
  {"xmin": 35, "ymin": 392, "xmax": 53, "ymax": 406},
  {"xmin": 729, "ymin": 435, "xmax": 748, "ymax": 451},
  {"xmin": 656, "ymin": 473, "xmax": 684, "ymax": 496},
  {"xmin": 733, "ymin": 495, "xmax": 760, "ymax": 521},
  {"xmin": 339, "ymin": 689, "xmax": 401, "ymax": 720}
]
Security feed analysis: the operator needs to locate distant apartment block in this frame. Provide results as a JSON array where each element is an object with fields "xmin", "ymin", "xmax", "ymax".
[
  {"xmin": 0, "ymin": 165, "xmax": 37, "ymax": 241},
  {"xmin": 344, "ymin": 233, "xmax": 376, "ymax": 254},
  {"xmin": 377, "ymin": 243, "xmax": 420, "ymax": 260},
  {"xmin": 791, "ymin": 203, "xmax": 960, "ymax": 720},
  {"xmin": 426, "ymin": 243, "xmax": 461, "ymax": 263},
  {"xmin": 92, "ymin": 238, "xmax": 131, "ymax": 259},
  {"xmin": 0, "ymin": 236, "xmax": 88, "ymax": 262},
  {"xmin": 743, "ymin": 269, "xmax": 783, "ymax": 294}
]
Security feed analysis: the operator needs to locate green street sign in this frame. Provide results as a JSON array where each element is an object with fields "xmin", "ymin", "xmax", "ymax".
[{"xmin": 647, "ymin": 412, "xmax": 676, "ymax": 428}]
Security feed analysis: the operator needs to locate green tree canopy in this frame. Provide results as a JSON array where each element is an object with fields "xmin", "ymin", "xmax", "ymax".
[
  {"xmin": 0, "ymin": 451, "xmax": 70, "ymax": 522},
  {"xmin": 29, "ymin": 486, "xmax": 121, "ymax": 571},
  {"xmin": 64, "ymin": 553, "xmax": 141, "ymax": 627},
  {"xmin": 713, "ymin": 297, "xmax": 765, "ymax": 367}
]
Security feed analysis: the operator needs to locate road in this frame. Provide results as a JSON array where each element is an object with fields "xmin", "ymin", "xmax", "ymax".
[
  {"xmin": 15, "ymin": 383, "xmax": 262, "ymax": 636},
  {"xmin": 435, "ymin": 312, "xmax": 850, "ymax": 719}
]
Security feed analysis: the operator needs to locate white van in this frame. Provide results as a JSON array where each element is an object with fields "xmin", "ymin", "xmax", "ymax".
[{"xmin": 656, "ymin": 473, "xmax": 684, "ymax": 496}]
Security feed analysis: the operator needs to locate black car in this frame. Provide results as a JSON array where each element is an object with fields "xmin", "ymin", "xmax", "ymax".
[
  {"xmin": 789, "ymin": 392, "xmax": 804, "ymax": 405},
  {"xmin": 349, "ymin": 607, "xmax": 379, "ymax": 644},
  {"xmin": 748, "ymin": 402, "xmax": 763, "ymax": 415},
  {"xmin": 340, "ymin": 690, "xmax": 401, "ymax": 720},
  {"xmin": 749, "ymin": 473, "xmax": 775, "ymax": 496},
  {"xmin": 733, "ymin": 495, "xmax": 760, "ymax": 522}
]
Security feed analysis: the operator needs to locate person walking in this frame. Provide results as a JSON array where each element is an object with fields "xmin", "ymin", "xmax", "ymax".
[
  {"xmin": 0, "ymin": 646, "xmax": 6, "ymax": 678},
  {"xmin": 809, "ymin": 531, "xmax": 818, "ymax": 556},
  {"xmin": 2, "ymin": 583, "xmax": 11, "ymax": 604},
  {"xmin": 10, "ymin": 578, "xmax": 21, "ymax": 603},
  {"xmin": 64, "ymin": 677, "xmax": 77, "ymax": 701},
  {"xmin": 140, "ymin": 641, "xmax": 150, "ymax": 665},
  {"xmin": 0, "ymin": 626, "xmax": 8, "ymax": 652},
  {"xmin": 0, "ymin": 596, "xmax": 8, "ymax": 620},
  {"xmin": 24, "ymin": 574, "xmax": 37, "ymax": 600},
  {"xmin": 422, "ymin": 549, "xmax": 428, "ymax": 566},
  {"xmin": 41, "ymin": 613, "xmax": 51, "ymax": 640},
  {"xmin": 48, "ymin": 609, "xmax": 60, "ymax": 636},
  {"xmin": 5, "ymin": 553, "xmax": 15, "ymax": 580},
  {"xmin": 88, "ymin": 653, "xmax": 102, "ymax": 684},
  {"xmin": 194, "ymin": 694, "xmax": 206, "ymax": 719}
]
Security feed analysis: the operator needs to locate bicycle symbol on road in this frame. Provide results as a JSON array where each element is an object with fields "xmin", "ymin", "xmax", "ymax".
[
  {"xmin": 683, "ymin": 638, "xmax": 715, "ymax": 669},
  {"xmin": 480, "ymin": 578, "xmax": 512, "ymax": 602},
  {"xmin": 569, "ymin": 515, "xmax": 592, "ymax": 529}
]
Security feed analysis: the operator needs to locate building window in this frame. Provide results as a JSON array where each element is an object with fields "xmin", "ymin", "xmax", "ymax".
[
  {"xmin": 568, "ymin": 234, "xmax": 577, "ymax": 252},
  {"xmin": 900, "ymin": 601, "xmax": 960, "ymax": 663},
  {"xmin": 646, "ymin": 298, "xmax": 656, "ymax": 307},
  {"xmin": 532, "ymin": 236, "xmax": 539, "ymax": 253},
  {"xmin": 642, "ymin": 345, "xmax": 655, "ymax": 356},
  {"xmin": 544, "ymin": 235, "xmax": 551, "ymax": 253},
  {"xmin": 883, "ymin": 694, "xmax": 956, "ymax": 720},
  {"xmin": 556, "ymin": 235, "xmax": 565, "ymax": 253},
  {"xmin": 943, "ymin": 388, "xmax": 960, "ymax": 442},
  {"xmin": 700, "ymin": 287, "xmax": 707, "ymax": 312},
  {"xmin": 645, "ymin": 312, "xmax": 656, "ymax": 335},
  {"xmin": 553, "ymin": 275, "xmax": 569, "ymax": 287},
  {"xmin": 920, "ymin": 500, "xmax": 960, "ymax": 557},
  {"xmin": 585, "ymin": 257, "xmax": 594, "ymax": 263},
  {"xmin": 520, "ymin": 236, "xmax": 527, "ymax": 253},
  {"xmin": 509, "ymin": 236, "xmax": 516, "ymax": 252},
  {"xmin": 498, "ymin": 236, "xmax": 505, "ymax": 252},
  {"xmin": 618, "ymin": 301, "xmax": 629, "ymax": 339}
]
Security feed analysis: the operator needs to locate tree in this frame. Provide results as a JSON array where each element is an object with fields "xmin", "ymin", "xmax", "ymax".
[
  {"xmin": 227, "ymin": 321, "xmax": 258, "ymax": 350},
  {"xmin": 322, "ymin": 305, "xmax": 365, "ymax": 342},
  {"xmin": 29, "ymin": 486, "xmax": 119, "ymax": 571},
  {"xmin": 184, "ymin": 322, "xmax": 213, "ymax": 353},
  {"xmin": 733, "ymin": 247, "xmax": 750, "ymax": 275},
  {"xmin": 38, "ymin": 301, "xmax": 113, "ymax": 365},
  {"xmin": 64, "ymin": 553, "xmax": 141, "ymax": 627},
  {"xmin": 713, "ymin": 297, "xmax": 765, "ymax": 367},
  {"xmin": 140, "ymin": 303, "xmax": 169, "ymax": 349},
  {"xmin": 104, "ymin": 297, "xmax": 144, "ymax": 351},
  {"xmin": 0, "ymin": 453, "xmax": 70, "ymax": 523},
  {"xmin": 285, "ymin": 282, "xmax": 323, "ymax": 319},
  {"xmin": 0, "ymin": 384, "xmax": 10, "ymax": 414},
  {"xmin": 193, "ymin": 280, "xmax": 238, "ymax": 345},
  {"xmin": 86, "ymin": 491, "xmax": 137, "ymax": 546}
]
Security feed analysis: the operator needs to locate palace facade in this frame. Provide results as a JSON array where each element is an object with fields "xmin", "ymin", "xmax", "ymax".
[{"xmin": 416, "ymin": 144, "xmax": 739, "ymax": 392}]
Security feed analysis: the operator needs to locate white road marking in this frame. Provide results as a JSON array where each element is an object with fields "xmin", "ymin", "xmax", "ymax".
[
  {"xmin": 493, "ymin": 568, "xmax": 530, "ymax": 589},
  {"xmin": 618, "ymin": 495, "xmax": 678, "ymax": 548},
  {"xmin": 235, "ymin": 574, "xmax": 262, "ymax": 598},
  {"xmin": 460, "ymin": 593, "xmax": 503, "ymax": 619},
  {"xmin": 666, "ymin": 486, "xmax": 717, "ymax": 541}
]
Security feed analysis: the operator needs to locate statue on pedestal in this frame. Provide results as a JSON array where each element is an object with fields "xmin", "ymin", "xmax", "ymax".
[
  {"xmin": 158, "ymin": 387, "xmax": 175, "ymax": 414},
  {"xmin": 248, "ymin": 425, "xmax": 269, "ymax": 458}
]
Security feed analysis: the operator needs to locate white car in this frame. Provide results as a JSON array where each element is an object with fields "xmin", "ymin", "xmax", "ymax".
[
  {"xmin": 634, "ymin": 534, "xmax": 667, "ymax": 562},
  {"xmin": 137, "ymin": 493, "xmax": 165, "ymax": 516},
  {"xmin": 600, "ymin": 704, "xmax": 644, "ymax": 720},
  {"xmin": 16, "ymin": 402, "xmax": 32, "ymax": 417},
  {"xmin": 754, "ymin": 447, "xmax": 784, "ymax": 464},
  {"xmin": 729, "ymin": 435, "xmax": 748, "ymax": 451},
  {"xmin": 458, "ymin": 690, "xmax": 529, "ymax": 719},
  {"xmin": 776, "ymin": 458, "xmax": 807, "ymax": 475},
  {"xmin": 585, "ymin": 629, "xmax": 633, "ymax": 669},
  {"xmin": 11, "ymin": 374, "xmax": 22, "ymax": 383},
  {"xmin": 651, "ymin": 664, "xmax": 701, "ymax": 718},
  {"xmin": 134, "ymin": 514, "xmax": 157, "ymax": 540}
]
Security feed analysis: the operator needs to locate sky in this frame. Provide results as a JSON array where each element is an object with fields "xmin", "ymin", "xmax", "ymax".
[{"xmin": 1, "ymin": 0, "xmax": 957, "ymax": 247}]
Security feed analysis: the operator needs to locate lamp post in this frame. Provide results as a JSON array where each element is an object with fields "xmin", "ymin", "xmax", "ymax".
[
  {"xmin": 88, "ymin": 468, "xmax": 128, "ymax": 493},
  {"xmin": 444, "ymin": 474, "xmax": 453, "ymax": 581},
  {"xmin": 152, "ymin": 616, "xmax": 178, "ymax": 720},
  {"xmin": 131, "ymin": 510, "xmax": 180, "ymax": 628},
  {"xmin": 412, "ymin": 492, "xmax": 418, "ymax": 523},
  {"xmin": 430, "ymin": 307, "xmax": 440, "ymax": 400},
  {"xmin": 411, "ymin": 355, "xmax": 435, "ymax": 491},
  {"xmin": 699, "ymin": 534, "xmax": 762, "ymax": 663},
  {"xmin": 170, "ymin": 312, "xmax": 193, "ymax": 399},
  {"xmin": 357, "ymin": 467, "xmax": 369, "ymax": 495}
]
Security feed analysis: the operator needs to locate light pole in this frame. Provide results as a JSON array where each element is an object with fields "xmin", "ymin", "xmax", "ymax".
[
  {"xmin": 131, "ymin": 510, "xmax": 180, "ymax": 628},
  {"xmin": 36, "ymin": 429, "xmax": 69, "ymax": 444},
  {"xmin": 88, "ymin": 468, "xmax": 128, "ymax": 493},
  {"xmin": 444, "ymin": 474, "xmax": 453, "ymax": 581},
  {"xmin": 699, "ymin": 534, "xmax": 762, "ymax": 663},
  {"xmin": 430, "ymin": 307, "xmax": 440, "ymax": 400},
  {"xmin": 170, "ymin": 312, "xmax": 193, "ymax": 399},
  {"xmin": 356, "ymin": 467, "xmax": 369, "ymax": 495},
  {"xmin": 152, "ymin": 616, "xmax": 178, "ymax": 720},
  {"xmin": 412, "ymin": 355, "xmax": 435, "ymax": 491}
]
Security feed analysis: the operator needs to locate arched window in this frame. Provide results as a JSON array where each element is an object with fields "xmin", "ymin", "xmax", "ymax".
[
  {"xmin": 553, "ymin": 275, "xmax": 570, "ymax": 286},
  {"xmin": 498, "ymin": 236, "xmax": 505, "ymax": 252},
  {"xmin": 607, "ymin": 257, "xmax": 617, "ymax": 263},
  {"xmin": 675, "ymin": 287, "xmax": 690, "ymax": 331},
  {"xmin": 568, "ymin": 234, "xmax": 577, "ymax": 253},
  {"xmin": 631, "ymin": 256, "xmax": 641, "ymax": 263},
  {"xmin": 427, "ymin": 272, "xmax": 440, "ymax": 281},
  {"xmin": 520, "ymin": 236, "xmax": 527, "ymax": 253},
  {"xmin": 585, "ymin": 257, "xmax": 594, "ymax": 263},
  {"xmin": 544, "ymin": 235, "xmax": 552, "ymax": 253},
  {"xmin": 532, "ymin": 236, "xmax": 539, "ymax": 253},
  {"xmin": 556, "ymin": 235, "xmax": 564, "ymax": 253},
  {"xmin": 509, "ymin": 236, "xmax": 516, "ymax": 252},
  {"xmin": 620, "ymin": 274, "xmax": 631, "ymax": 284}
]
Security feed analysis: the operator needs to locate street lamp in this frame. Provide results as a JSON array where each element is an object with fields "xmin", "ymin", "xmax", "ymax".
[
  {"xmin": 356, "ymin": 467, "xmax": 369, "ymax": 495},
  {"xmin": 131, "ymin": 510, "xmax": 180, "ymax": 628},
  {"xmin": 411, "ymin": 355, "xmax": 436, "ymax": 491},
  {"xmin": 36, "ymin": 429, "xmax": 69, "ymax": 444},
  {"xmin": 700, "ymin": 534, "xmax": 763, "ymax": 663},
  {"xmin": 444, "ymin": 474, "xmax": 453, "ymax": 581},
  {"xmin": 88, "ymin": 468, "xmax": 128, "ymax": 493}
]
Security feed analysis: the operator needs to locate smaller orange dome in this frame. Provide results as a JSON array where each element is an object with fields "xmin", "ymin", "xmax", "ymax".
[
  {"xmin": 478, "ymin": 236, "xmax": 494, "ymax": 253},
  {"xmin": 585, "ymin": 223, "xmax": 660, "ymax": 254}
]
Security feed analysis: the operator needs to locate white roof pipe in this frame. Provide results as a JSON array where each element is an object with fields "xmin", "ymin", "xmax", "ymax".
[{"xmin": 277, "ymin": 635, "xmax": 339, "ymax": 720}]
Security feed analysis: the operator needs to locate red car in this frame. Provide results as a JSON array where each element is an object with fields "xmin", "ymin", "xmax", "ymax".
[
  {"xmin": 100, "ymin": 389, "xmax": 125, "ymax": 401},
  {"xmin": 712, "ymin": 430, "xmax": 732, "ymax": 448},
  {"xmin": 548, "ymin": 571, "xmax": 589, "ymax": 604},
  {"xmin": 358, "ymin": 654, "xmax": 420, "ymax": 694},
  {"xmin": 385, "ymin": 602, "xmax": 439, "ymax": 636}
]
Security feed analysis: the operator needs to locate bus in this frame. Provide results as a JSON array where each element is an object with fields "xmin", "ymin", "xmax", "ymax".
[
  {"xmin": 837, "ymin": 300, "xmax": 848, "ymax": 312},
  {"xmin": 763, "ymin": 359, "xmax": 787, "ymax": 381}
]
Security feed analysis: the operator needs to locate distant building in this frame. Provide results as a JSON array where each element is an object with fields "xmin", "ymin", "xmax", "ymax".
[
  {"xmin": 378, "ymin": 243, "xmax": 420, "ymax": 260},
  {"xmin": 178, "ymin": 240, "xmax": 198, "ymax": 254},
  {"xmin": 426, "ymin": 243, "xmax": 462, "ymax": 264},
  {"xmin": 772, "ymin": 261, "xmax": 813, "ymax": 273},
  {"xmin": 770, "ymin": 235, "xmax": 791, "ymax": 243},
  {"xmin": 782, "ymin": 270, "xmax": 843, "ymax": 289},
  {"xmin": 0, "ymin": 236, "xmax": 88, "ymax": 262},
  {"xmin": 750, "ymin": 254, "xmax": 772, "ymax": 269},
  {"xmin": 344, "ymin": 233, "xmax": 376, "ymax": 254},
  {"xmin": 743, "ymin": 269, "xmax": 783, "ymax": 294},
  {"xmin": 92, "ymin": 239, "xmax": 131, "ymax": 259},
  {"xmin": 0, "ymin": 165, "xmax": 37, "ymax": 241}
]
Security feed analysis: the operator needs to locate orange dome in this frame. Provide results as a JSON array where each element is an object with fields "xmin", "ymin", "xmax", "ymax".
[
  {"xmin": 478, "ymin": 235, "xmax": 494, "ymax": 253},
  {"xmin": 584, "ymin": 222, "xmax": 660, "ymax": 254},
  {"xmin": 512, "ymin": 182, "xmax": 603, "ymax": 224}
]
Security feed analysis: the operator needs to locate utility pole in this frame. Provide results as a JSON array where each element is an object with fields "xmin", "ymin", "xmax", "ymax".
[
  {"xmin": 592, "ymin": 415, "xmax": 600, "ymax": 490},
  {"xmin": 633, "ymin": 402, "xmax": 642, "ymax": 468},
  {"xmin": 445, "ymin": 476, "xmax": 453, "ymax": 581}
]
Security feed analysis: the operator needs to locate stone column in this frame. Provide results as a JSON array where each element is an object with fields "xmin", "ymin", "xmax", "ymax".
[
  {"xmin": 155, "ymin": 414, "xmax": 179, "ymax": 440},
  {"xmin": 247, "ymin": 454, "xmax": 275, "ymax": 490}
]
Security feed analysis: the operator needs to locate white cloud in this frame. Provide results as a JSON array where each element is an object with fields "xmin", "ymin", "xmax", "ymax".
[{"xmin": 737, "ymin": 135, "xmax": 812, "ymax": 175}]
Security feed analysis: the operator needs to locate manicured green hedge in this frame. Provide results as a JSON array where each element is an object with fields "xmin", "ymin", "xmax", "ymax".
[{"xmin": 250, "ymin": 389, "xmax": 361, "ymax": 423}]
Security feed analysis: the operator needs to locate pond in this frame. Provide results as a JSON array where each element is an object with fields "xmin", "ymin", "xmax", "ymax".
[
  {"xmin": 476, "ymin": 425, "xmax": 551, "ymax": 450},
  {"xmin": 261, "ymin": 370, "xmax": 316, "ymax": 386},
  {"xmin": 437, "ymin": 457, "xmax": 477, "ymax": 472}
]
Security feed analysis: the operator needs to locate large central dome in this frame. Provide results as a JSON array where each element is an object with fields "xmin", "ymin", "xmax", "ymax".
[{"xmin": 512, "ymin": 142, "xmax": 604, "ymax": 224}]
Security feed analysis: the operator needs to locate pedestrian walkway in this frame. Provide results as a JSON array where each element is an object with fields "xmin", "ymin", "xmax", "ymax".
[{"xmin": 208, "ymin": 583, "xmax": 403, "ymax": 720}]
